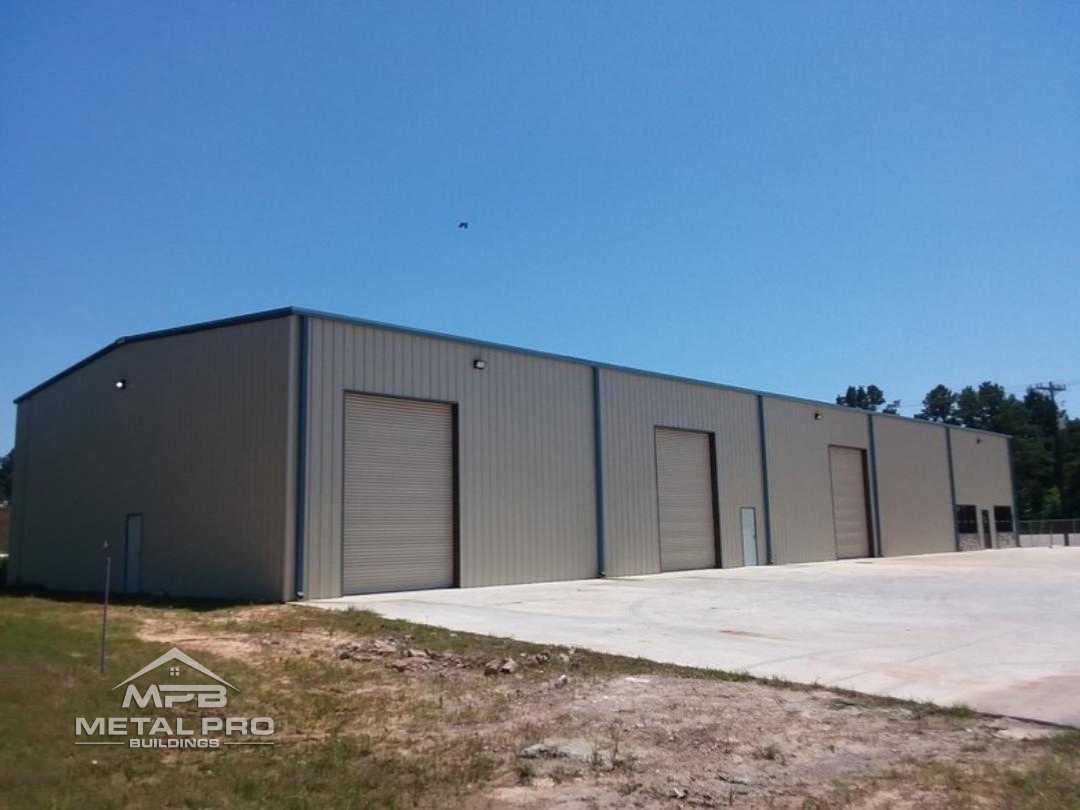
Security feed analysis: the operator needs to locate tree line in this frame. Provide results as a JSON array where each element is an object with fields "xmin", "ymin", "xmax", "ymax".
[{"xmin": 837, "ymin": 383, "xmax": 1078, "ymax": 519}]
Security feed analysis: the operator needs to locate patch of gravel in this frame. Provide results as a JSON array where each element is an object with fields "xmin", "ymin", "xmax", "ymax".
[
  {"xmin": 477, "ymin": 674, "xmax": 1063, "ymax": 808},
  {"xmin": 134, "ymin": 608, "xmax": 1064, "ymax": 808}
]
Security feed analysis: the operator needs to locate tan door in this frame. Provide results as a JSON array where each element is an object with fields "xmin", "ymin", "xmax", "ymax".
[
  {"xmin": 655, "ymin": 428, "xmax": 717, "ymax": 571},
  {"xmin": 343, "ymin": 394, "xmax": 454, "ymax": 594},
  {"xmin": 828, "ymin": 446, "xmax": 871, "ymax": 559}
]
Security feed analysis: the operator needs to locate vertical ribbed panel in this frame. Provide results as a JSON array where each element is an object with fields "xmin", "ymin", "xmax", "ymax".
[
  {"xmin": 11, "ymin": 318, "xmax": 295, "ymax": 599},
  {"xmin": 302, "ymin": 318, "xmax": 596, "ymax": 597},
  {"xmin": 600, "ymin": 369, "xmax": 763, "ymax": 575},
  {"xmin": 949, "ymin": 430, "xmax": 1013, "ymax": 529},
  {"xmin": 872, "ymin": 415, "xmax": 954, "ymax": 555},
  {"xmin": 655, "ymin": 428, "xmax": 716, "ymax": 571},
  {"xmin": 763, "ymin": 399, "xmax": 871, "ymax": 564},
  {"xmin": 828, "ymin": 446, "xmax": 870, "ymax": 559}
]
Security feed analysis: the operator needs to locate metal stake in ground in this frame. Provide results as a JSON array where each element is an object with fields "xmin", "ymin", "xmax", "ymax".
[{"xmin": 100, "ymin": 541, "xmax": 111, "ymax": 674}]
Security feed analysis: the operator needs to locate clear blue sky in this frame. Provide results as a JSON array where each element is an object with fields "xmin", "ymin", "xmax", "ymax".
[{"xmin": 3, "ymin": 2, "xmax": 1078, "ymax": 452}]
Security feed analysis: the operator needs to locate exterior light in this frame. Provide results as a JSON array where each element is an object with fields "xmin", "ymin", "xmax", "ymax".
[
  {"xmin": 813, "ymin": 411, "xmax": 822, "ymax": 420},
  {"xmin": 114, "ymin": 379, "xmax": 127, "ymax": 390},
  {"xmin": 472, "ymin": 359, "xmax": 486, "ymax": 370}
]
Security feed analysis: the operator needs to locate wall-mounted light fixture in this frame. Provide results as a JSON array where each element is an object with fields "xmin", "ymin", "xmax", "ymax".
[
  {"xmin": 472, "ymin": 359, "xmax": 486, "ymax": 370},
  {"xmin": 976, "ymin": 437, "xmax": 982, "ymax": 444},
  {"xmin": 813, "ymin": 411, "xmax": 822, "ymax": 420},
  {"xmin": 114, "ymin": 379, "xmax": 127, "ymax": 390}
]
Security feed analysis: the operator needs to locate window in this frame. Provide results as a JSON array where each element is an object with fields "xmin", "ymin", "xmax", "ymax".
[
  {"xmin": 994, "ymin": 506, "xmax": 1014, "ymax": 534},
  {"xmin": 956, "ymin": 505, "xmax": 977, "ymax": 534}
]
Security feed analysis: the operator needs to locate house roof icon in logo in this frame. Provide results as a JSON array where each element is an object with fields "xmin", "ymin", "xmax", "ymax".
[{"xmin": 112, "ymin": 647, "xmax": 238, "ymax": 691}]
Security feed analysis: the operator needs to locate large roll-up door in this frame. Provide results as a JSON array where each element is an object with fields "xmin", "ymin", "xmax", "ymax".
[
  {"xmin": 343, "ymin": 394, "xmax": 455, "ymax": 594},
  {"xmin": 655, "ymin": 428, "xmax": 717, "ymax": 571},
  {"xmin": 828, "ymin": 445, "xmax": 871, "ymax": 559}
]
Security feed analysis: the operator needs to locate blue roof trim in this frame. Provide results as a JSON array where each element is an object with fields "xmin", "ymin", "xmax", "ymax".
[{"xmin": 13, "ymin": 305, "xmax": 1013, "ymax": 439}]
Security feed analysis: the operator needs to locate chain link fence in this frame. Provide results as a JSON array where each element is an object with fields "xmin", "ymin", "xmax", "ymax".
[{"xmin": 1018, "ymin": 518, "xmax": 1078, "ymax": 547}]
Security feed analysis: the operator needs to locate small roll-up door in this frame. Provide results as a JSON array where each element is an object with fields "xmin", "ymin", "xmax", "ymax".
[
  {"xmin": 828, "ymin": 445, "xmax": 871, "ymax": 559},
  {"xmin": 343, "ymin": 393, "xmax": 455, "ymax": 595},
  {"xmin": 655, "ymin": 428, "xmax": 717, "ymax": 571}
]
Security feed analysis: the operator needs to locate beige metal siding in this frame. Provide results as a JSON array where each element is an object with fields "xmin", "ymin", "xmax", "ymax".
[
  {"xmin": 11, "ymin": 317, "xmax": 295, "ymax": 600},
  {"xmin": 302, "ymin": 318, "xmax": 596, "ymax": 598},
  {"xmin": 828, "ymin": 446, "xmax": 871, "ymax": 559},
  {"xmin": 951, "ymin": 430, "xmax": 1013, "ymax": 507},
  {"xmin": 763, "ymin": 398, "xmax": 874, "ymax": 563},
  {"xmin": 342, "ymin": 394, "xmax": 454, "ymax": 594},
  {"xmin": 599, "ymin": 369, "xmax": 763, "ymax": 575},
  {"xmin": 655, "ymin": 429, "xmax": 716, "ymax": 571},
  {"xmin": 873, "ymin": 416, "xmax": 954, "ymax": 556},
  {"xmin": 950, "ymin": 430, "xmax": 1014, "ymax": 545}
]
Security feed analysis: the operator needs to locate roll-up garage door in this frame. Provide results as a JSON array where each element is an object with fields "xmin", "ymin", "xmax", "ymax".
[
  {"xmin": 828, "ymin": 445, "xmax": 871, "ymax": 559},
  {"xmin": 655, "ymin": 428, "xmax": 717, "ymax": 571},
  {"xmin": 343, "ymin": 394, "xmax": 455, "ymax": 594}
]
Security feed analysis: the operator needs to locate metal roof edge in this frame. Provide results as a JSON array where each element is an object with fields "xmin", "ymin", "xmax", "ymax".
[
  {"xmin": 13, "ymin": 304, "xmax": 1014, "ymax": 440},
  {"xmin": 13, "ymin": 307, "xmax": 296, "ymax": 403},
  {"xmin": 293, "ymin": 307, "xmax": 1014, "ymax": 439}
]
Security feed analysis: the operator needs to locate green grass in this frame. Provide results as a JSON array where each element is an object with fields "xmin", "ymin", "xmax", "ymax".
[
  {"xmin": 821, "ymin": 731, "xmax": 1080, "ymax": 809},
  {"xmin": 2, "ymin": 589, "xmax": 1078, "ymax": 809},
  {"xmin": 994, "ymin": 732, "xmax": 1080, "ymax": 809},
  {"xmin": 0, "ymin": 593, "xmax": 499, "ymax": 809}
]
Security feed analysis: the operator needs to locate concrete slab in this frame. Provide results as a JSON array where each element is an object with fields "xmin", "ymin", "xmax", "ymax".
[{"xmin": 305, "ymin": 547, "xmax": 1080, "ymax": 727}]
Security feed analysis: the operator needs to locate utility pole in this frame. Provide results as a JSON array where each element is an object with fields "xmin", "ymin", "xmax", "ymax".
[{"xmin": 1034, "ymin": 381, "xmax": 1067, "ymax": 512}]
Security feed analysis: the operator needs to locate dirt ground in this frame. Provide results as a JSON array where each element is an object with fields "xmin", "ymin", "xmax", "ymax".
[{"xmin": 134, "ymin": 604, "xmax": 1074, "ymax": 809}]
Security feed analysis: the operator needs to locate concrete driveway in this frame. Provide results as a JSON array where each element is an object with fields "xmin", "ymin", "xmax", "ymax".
[{"xmin": 307, "ymin": 547, "xmax": 1080, "ymax": 727}]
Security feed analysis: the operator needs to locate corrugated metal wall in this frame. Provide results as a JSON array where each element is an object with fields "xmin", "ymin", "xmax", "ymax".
[
  {"xmin": 872, "ymin": 416, "xmax": 954, "ymax": 556},
  {"xmin": 950, "ymin": 429, "xmax": 1014, "ymax": 544},
  {"xmin": 762, "ymin": 398, "xmax": 874, "ymax": 564},
  {"xmin": 10, "ymin": 317, "xmax": 295, "ymax": 600},
  {"xmin": 599, "ymin": 369, "xmax": 763, "ymax": 575},
  {"xmin": 301, "ymin": 317, "xmax": 597, "ymax": 598}
]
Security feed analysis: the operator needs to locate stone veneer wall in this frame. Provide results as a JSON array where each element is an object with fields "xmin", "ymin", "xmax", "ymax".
[
  {"xmin": 993, "ymin": 531, "xmax": 1018, "ymax": 549},
  {"xmin": 958, "ymin": 534, "xmax": 983, "ymax": 552}
]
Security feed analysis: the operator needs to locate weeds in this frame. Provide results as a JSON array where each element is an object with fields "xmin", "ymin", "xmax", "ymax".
[{"xmin": 2, "ymin": 591, "xmax": 1078, "ymax": 809}]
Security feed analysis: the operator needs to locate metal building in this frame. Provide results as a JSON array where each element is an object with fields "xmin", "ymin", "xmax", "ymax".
[{"xmin": 7, "ymin": 308, "xmax": 1019, "ymax": 601}]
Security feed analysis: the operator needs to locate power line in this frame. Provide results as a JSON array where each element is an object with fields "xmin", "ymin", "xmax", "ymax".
[{"xmin": 889, "ymin": 378, "xmax": 1079, "ymax": 409}]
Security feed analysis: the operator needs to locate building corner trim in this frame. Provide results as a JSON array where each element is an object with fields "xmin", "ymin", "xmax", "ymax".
[
  {"xmin": 944, "ymin": 427, "xmax": 960, "ymax": 551},
  {"xmin": 1007, "ymin": 435, "xmax": 1021, "ymax": 540},
  {"xmin": 293, "ymin": 316, "xmax": 309, "ymax": 599},
  {"xmin": 592, "ymin": 366, "xmax": 606, "ymax": 577},
  {"xmin": 757, "ymin": 396, "xmax": 774, "ymax": 565},
  {"xmin": 867, "ymin": 414, "xmax": 884, "ymax": 557}
]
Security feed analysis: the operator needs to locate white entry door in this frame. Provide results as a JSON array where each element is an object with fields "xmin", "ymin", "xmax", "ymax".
[{"xmin": 740, "ymin": 507, "xmax": 758, "ymax": 566}]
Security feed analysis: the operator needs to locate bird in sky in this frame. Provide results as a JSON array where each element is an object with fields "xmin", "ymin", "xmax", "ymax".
[{"xmin": 457, "ymin": 221, "xmax": 469, "ymax": 229}]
